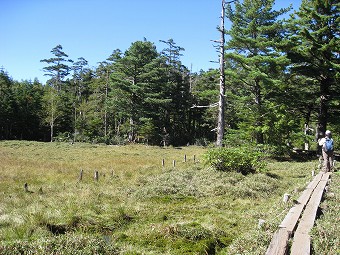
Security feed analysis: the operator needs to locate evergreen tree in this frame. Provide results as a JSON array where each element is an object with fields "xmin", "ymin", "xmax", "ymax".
[
  {"xmin": 93, "ymin": 49, "xmax": 122, "ymax": 141},
  {"xmin": 225, "ymin": 0, "xmax": 291, "ymax": 144},
  {"xmin": 286, "ymin": 0, "xmax": 340, "ymax": 139},
  {"xmin": 0, "ymin": 70, "xmax": 14, "ymax": 139},
  {"xmin": 191, "ymin": 69, "xmax": 220, "ymax": 143},
  {"xmin": 40, "ymin": 44, "xmax": 73, "ymax": 91},
  {"xmin": 71, "ymin": 57, "xmax": 91, "ymax": 142},
  {"xmin": 159, "ymin": 38, "xmax": 184, "ymax": 69},
  {"xmin": 160, "ymin": 39, "xmax": 191, "ymax": 145},
  {"xmin": 40, "ymin": 45, "xmax": 74, "ymax": 141},
  {"xmin": 12, "ymin": 79, "xmax": 45, "ymax": 140},
  {"xmin": 110, "ymin": 40, "xmax": 161, "ymax": 143}
]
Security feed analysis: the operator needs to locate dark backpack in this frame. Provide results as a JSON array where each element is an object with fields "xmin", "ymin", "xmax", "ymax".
[{"xmin": 323, "ymin": 138, "xmax": 334, "ymax": 152}]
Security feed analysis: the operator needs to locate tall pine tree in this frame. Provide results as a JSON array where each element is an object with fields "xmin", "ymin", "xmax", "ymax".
[
  {"xmin": 286, "ymin": 0, "xmax": 340, "ymax": 139},
  {"xmin": 225, "ymin": 0, "xmax": 291, "ymax": 144},
  {"xmin": 110, "ymin": 40, "xmax": 161, "ymax": 143},
  {"xmin": 40, "ymin": 45, "xmax": 73, "ymax": 141}
]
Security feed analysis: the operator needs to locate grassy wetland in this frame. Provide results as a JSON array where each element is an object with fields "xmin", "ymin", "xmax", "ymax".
[{"xmin": 0, "ymin": 141, "xmax": 337, "ymax": 254}]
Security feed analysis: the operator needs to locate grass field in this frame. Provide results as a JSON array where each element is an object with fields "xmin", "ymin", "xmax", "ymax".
[{"xmin": 0, "ymin": 141, "xmax": 336, "ymax": 254}]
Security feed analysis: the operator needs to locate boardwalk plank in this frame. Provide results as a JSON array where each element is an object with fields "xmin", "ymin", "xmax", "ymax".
[
  {"xmin": 290, "ymin": 232, "xmax": 310, "ymax": 255},
  {"xmin": 290, "ymin": 173, "xmax": 330, "ymax": 254},
  {"xmin": 266, "ymin": 171, "xmax": 331, "ymax": 255},
  {"xmin": 279, "ymin": 203, "xmax": 305, "ymax": 233},
  {"xmin": 265, "ymin": 228, "xmax": 290, "ymax": 255}
]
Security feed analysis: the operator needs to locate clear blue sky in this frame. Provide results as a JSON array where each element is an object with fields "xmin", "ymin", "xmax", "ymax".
[{"xmin": 1, "ymin": 0, "xmax": 301, "ymax": 83}]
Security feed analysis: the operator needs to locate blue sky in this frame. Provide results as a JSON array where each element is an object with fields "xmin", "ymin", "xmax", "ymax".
[{"xmin": 1, "ymin": 0, "xmax": 301, "ymax": 83}]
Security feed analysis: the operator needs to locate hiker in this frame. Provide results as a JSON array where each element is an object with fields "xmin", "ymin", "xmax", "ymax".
[{"xmin": 318, "ymin": 130, "xmax": 334, "ymax": 172}]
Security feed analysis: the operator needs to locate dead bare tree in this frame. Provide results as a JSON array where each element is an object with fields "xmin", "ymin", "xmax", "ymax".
[
  {"xmin": 192, "ymin": 0, "xmax": 236, "ymax": 147},
  {"xmin": 216, "ymin": 0, "xmax": 236, "ymax": 146},
  {"xmin": 216, "ymin": 0, "xmax": 227, "ymax": 147}
]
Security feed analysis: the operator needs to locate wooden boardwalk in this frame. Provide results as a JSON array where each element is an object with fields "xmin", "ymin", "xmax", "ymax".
[{"xmin": 265, "ymin": 171, "xmax": 331, "ymax": 255}]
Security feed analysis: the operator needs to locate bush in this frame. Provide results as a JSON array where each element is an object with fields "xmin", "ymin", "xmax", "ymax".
[
  {"xmin": 203, "ymin": 146, "xmax": 266, "ymax": 175},
  {"xmin": 254, "ymin": 143, "xmax": 292, "ymax": 158}
]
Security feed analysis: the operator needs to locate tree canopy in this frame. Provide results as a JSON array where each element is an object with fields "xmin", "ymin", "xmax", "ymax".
[{"xmin": 0, "ymin": 0, "xmax": 339, "ymax": 149}]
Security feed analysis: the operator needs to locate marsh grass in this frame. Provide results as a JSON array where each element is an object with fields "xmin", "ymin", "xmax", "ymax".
[{"xmin": 0, "ymin": 141, "xmax": 322, "ymax": 254}]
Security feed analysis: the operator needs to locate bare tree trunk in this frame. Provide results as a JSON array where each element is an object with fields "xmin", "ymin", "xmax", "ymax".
[
  {"xmin": 50, "ymin": 112, "xmax": 54, "ymax": 142},
  {"xmin": 304, "ymin": 106, "xmax": 312, "ymax": 150},
  {"xmin": 304, "ymin": 123, "xmax": 309, "ymax": 150},
  {"xmin": 104, "ymin": 69, "xmax": 109, "ymax": 137},
  {"xmin": 317, "ymin": 82, "xmax": 329, "ymax": 139},
  {"xmin": 216, "ymin": 0, "xmax": 226, "ymax": 147},
  {"xmin": 254, "ymin": 79, "xmax": 264, "ymax": 144},
  {"xmin": 316, "ymin": 78, "xmax": 330, "ymax": 155}
]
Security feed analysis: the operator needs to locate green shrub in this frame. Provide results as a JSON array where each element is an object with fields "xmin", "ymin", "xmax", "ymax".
[
  {"xmin": 203, "ymin": 146, "xmax": 267, "ymax": 174},
  {"xmin": 254, "ymin": 143, "xmax": 292, "ymax": 158}
]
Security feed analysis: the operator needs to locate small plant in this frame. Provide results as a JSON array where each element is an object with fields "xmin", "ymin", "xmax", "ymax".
[{"xmin": 204, "ymin": 146, "xmax": 267, "ymax": 174}]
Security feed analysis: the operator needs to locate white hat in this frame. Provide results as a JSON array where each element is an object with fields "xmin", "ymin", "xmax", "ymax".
[{"xmin": 325, "ymin": 130, "xmax": 331, "ymax": 136}]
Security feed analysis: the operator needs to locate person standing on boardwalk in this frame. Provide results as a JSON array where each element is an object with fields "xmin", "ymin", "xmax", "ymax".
[{"xmin": 318, "ymin": 130, "xmax": 334, "ymax": 172}]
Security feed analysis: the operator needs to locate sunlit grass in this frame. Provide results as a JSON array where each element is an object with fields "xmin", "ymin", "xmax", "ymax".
[{"xmin": 0, "ymin": 141, "xmax": 323, "ymax": 254}]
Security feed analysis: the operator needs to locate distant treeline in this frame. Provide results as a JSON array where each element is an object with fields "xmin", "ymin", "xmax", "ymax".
[{"xmin": 1, "ymin": 0, "xmax": 339, "ymax": 146}]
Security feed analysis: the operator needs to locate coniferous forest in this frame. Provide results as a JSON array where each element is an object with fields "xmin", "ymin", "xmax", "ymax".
[{"xmin": 1, "ymin": 0, "xmax": 339, "ymax": 148}]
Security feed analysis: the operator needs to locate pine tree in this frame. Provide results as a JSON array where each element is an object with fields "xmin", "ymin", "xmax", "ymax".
[
  {"xmin": 40, "ymin": 44, "xmax": 73, "ymax": 91},
  {"xmin": 110, "ymin": 40, "xmax": 160, "ymax": 143},
  {"xmin": 12, "ymin": 79, "xmax": 45, "ymax": 140},
  {"xmin": 71, "ymin": 57, "xmax": 90, "ymax": 142},
  {"xmin": 0, "ymin": 70, "xmax": 14, "ymax": 139},
  {"xmin": 225, "ymin": 0, "xmax": 291, "ymax": 144},
  {"xmin": 191, "ymin": 69, "xmax": 220, "ymax": 143},
  {"xmin": 286, "ymin": 0, "xmax": 340, "ymax": 139},
  {"xmin": 160, "ymin": 39, "xmax": 191, "ymax": 145},
  {"xmin": 40, "ymin": 45, "xmax": 73, "ymax": 141}
]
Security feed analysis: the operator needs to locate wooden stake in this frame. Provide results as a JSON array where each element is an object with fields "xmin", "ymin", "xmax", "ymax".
[
  {"xmin": 283, "ymin": 193, "xmax": 290, "ymax": 203},
  {"xmin": 94, "ymin": 171, "xmax": 99, "ymax": 181},
  {"xmin": 258, "ymin": 219, "xmax": 266, "ymax": 229},
  {"xmin": 79, "ymin": 169, "xmax": 84, "ymax": 181},
  {"xmin": 24, "ymin": 183, "xmax": 29, "ymax": 192},
  {"xmin": 173, "ymin": 160, "xmax": 176, "ymax": 168}
]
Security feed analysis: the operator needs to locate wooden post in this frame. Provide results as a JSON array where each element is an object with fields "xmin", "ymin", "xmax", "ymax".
[
  {"xmin": 79, "ymin": 169, "xmax": 84, "ymax": 181},
  {"xmin": 94, "ymin": 170, "xmax": 99, "ymax": 181},
  {"xmin": 162, "ymin": 159, "xmax": 165, "ymax": 167},
  {"xmin": 24, "ymin": 183, "xmax": 29, "ymax": 192},
  {"xmin": 184, "ymin": 154, "xmax": 187, "ymax": 162},
  {"xmin": 283, "ymin": 193, "xmax": 290, "ymax": 203},
  {"xmin": 194, "ymin": 155, "xmax": 196, "ymax": 163},
  {"xmin": 258, "ymin": 219, "xmax": 266, "ymax": 229},
  {"xmin": 173, "ymin": 160, "xmax": 176, "ymax": 168}
]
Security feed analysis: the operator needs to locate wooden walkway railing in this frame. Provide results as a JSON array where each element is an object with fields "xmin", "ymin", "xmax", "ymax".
[{"xmin": 266, "ymin": 171, "xmax": 331, "ymax": 255}]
